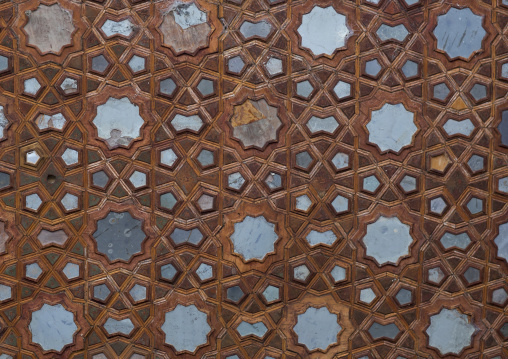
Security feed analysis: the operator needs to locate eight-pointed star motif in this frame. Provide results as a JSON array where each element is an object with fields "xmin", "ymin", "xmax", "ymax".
[
  {"xmin": 161, "ymin": 304, "xmax": 211, "ymax": 353},
  {"xmin": 297, "ymin": 6, "xmax": 351, "ymax": 57},
  {"xmin": 23, "ymin": 4, "xmax": 75, "ymax": 54},
  {"xmin": 92, "ymin": 211, "xmax": 147, "ymax": 262},
  {"xmin": 159, "ymin": 2, "xmax": 212, "ymax": 54},
  {"xmin": 229, "ymin": 99, "xmax": 282, "ymax": 150},
  {"xmin": 426, "ymin": 308, "xmax": 476, "ymax": 355},
  {"xmin": 362, "ymin": 216, "xmax": 414, "ymax": 266},
  {"xmin": 433, "ymin": 7, "xmax": 487, "ymax": 60},
  {"xmin": 293, "ymin": 307, "xmax": 341, "ymax": 351},
  {"xmin": 230, "ymin": 215, "xmax": 279, "ymax": 261},
  {"xmin": 0, "ymin": 4, "xmax": 500, "ymax": 358},
  {"xmin": 92, "ymin": 97, "xmax": 145, "ymax": 149},
  {"xmin": 29, "ymin": 304, "xmax": 78, "ymax": 352},
  {"xmin": 366, "ymin": 103, "xmax": 417, "ymax": 153}
]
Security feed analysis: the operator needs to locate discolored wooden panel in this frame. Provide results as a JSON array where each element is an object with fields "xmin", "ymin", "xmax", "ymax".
[{"xmin": 0, "ymin": 0, "xmax": 506, "ymax": 358}]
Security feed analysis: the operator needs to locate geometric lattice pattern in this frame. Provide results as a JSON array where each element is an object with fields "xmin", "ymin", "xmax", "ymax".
[{"xmin": 0, "ymin": 0, "xmax": 507, "ymax": 358}]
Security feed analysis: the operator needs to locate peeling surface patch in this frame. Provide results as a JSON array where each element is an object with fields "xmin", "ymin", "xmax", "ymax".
[
  {"xmin": 230, "ymin": 99, "xmax": 282, "ymax": 149},
  {"xmin": 159, "ymin": 2, "xmax": 212, "ymax": 54},
  {"xmin": 101, "ymin": 19, "xmax": 134, "ymax": 37},
  {"xmin": 23, "ymin": 4, "xmax": 75, "ymax": 54},
  {"xmin": 93, "ymin": 97, "xmax": 145, "ymax": 148}
]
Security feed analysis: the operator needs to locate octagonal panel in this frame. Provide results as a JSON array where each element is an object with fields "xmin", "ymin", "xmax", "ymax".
[
  {"xmin": 170, "ymin": 227, "xmax": 203, "ymax": 245},
  {"xmin": 443, "ymin": 118, "xmax": 475, "ymax": 137},
  {"xmin": 35, "ymin": 113, "xmax": 66, "ymax": 131},
  {"xmin": 440, "ymin": 232, "xmax": 471, "ymax": 250},
  {"xmin": 376, "ymin": 24, "xmax": 409, "ymax": 42},
  {"xmin": 237, "ymin": 321, "xmax": 267, "ymax": 338},
  {"xmin": 239, "ymin": 20, "xmax": 273, "ymax": 40},
  {"xmin": 171, "ymin": 114, "xmax": 204, "ymax": 133},
  {"xmin": 306, "ymin": 116, "xmax": 339, "ymax": 134},
  {"xmin": 368, "ymin": 322, "xmax": 400, "ymax": 340}
]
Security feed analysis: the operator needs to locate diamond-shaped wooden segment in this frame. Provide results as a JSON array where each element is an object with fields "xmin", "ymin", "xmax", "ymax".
[{"xmin": 0, "ymin": 0, "xmax": 506, "ymax": 357}]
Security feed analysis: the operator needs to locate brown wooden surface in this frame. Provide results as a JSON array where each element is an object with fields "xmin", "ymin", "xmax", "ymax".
[{"xmin": 0, "ymin": 0, "xmax": 505, "ymax": 358}]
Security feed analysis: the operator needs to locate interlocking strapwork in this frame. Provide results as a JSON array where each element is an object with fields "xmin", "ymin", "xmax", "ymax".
[{"xmin": 0, "ymin": 0, "xmax": 505, "ymax": 358}]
